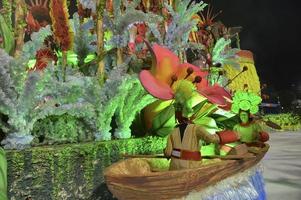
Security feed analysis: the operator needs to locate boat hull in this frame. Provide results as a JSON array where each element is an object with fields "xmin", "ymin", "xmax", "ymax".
[{"xmin": 104, "ymin": 144, "xmax": 269, "ymax": 200}]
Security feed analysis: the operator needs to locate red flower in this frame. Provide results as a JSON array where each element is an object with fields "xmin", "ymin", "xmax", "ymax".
[{"xmin": 32, "ymin": 48, "xmax": 57, "ymax": 71}]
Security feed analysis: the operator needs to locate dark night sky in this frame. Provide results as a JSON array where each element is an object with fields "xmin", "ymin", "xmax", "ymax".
[{"xmin": 199, "ymin": 0, "xmax": 301, "ymax": 92}]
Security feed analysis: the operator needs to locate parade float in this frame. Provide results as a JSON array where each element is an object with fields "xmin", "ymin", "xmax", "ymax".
[{"xmin": 0, "ymin": 0, "xmax": 272, "ymax": 199}]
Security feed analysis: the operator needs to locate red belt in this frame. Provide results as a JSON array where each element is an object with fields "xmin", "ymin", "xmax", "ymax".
[{"xmin": 171, "ymin": 148, "xmax": 201, "ymax": 161}]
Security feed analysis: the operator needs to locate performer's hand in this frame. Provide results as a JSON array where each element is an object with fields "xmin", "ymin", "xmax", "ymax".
[{"xmin": 258, "ymin": 131, "xmax": 269, "ymax": 142}]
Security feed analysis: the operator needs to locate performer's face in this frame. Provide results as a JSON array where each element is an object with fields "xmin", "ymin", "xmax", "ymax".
[{"xmin": 239, "ymin": 111, "xmax": 249, "ymax": 124}]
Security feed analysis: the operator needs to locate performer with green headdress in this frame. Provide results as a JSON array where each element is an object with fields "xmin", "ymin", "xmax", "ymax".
[{"xmin": 220, "ymin": 91, "xmax": 269, "ymax": 155}]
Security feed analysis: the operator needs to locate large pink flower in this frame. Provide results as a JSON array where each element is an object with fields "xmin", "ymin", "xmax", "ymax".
[{"xmin": 139, "ymin": 43, "xmax": 232, "ymax": 108}]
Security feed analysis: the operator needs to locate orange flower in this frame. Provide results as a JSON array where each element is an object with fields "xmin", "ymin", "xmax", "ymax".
[{"xmin": 139, "ymin": 43, "xmax": 231, "ymax": 108}]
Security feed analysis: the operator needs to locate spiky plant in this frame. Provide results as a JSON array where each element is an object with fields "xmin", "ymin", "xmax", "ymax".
[
  {"xmin": 163, "ymin": 0, "xmax": 207, "ymax": 54},
  {"xmin": 103, "ymin": 0, "xmax": 162, "ymax": 63},
  {"xmin": 0, "ymin": 49, "xmax": 100, "ymax": 149},
  {"xmin": 211, "ymin": 38, "xmax": 240, "ymax": 69},
  {"xmin": 49, "ymin": 0, "xmax": 73, "ymax": 81},
  {"xmin": 71, "ymin": 13, "xmax": 97, "ymax": 75}
]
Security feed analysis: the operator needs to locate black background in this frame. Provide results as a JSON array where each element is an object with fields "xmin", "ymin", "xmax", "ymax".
[{"xmin": 198, "ymin": 0, "xmax": 301, "ymax": 96}]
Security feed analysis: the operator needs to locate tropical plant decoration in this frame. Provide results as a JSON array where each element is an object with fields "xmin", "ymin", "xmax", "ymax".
[
  {"xmin": 0, "ymin": 13, "xmax": 15, "ymax": 55},
  {"xmin": 49, "ymin": 0, "xmax": 73, "ymax": 51},
  {"xmin": 49, "ymin": 0, "xmax": 73, "ymax": 80},
  {"xmin": 162, "ymin": 0, "xmax": 207, "ymax": 53},
  {"xmin": 211, "ymin": 38, "xmax": 240, "ymax": 70},
  {"xmin": 231, "ymin": 91, "xmax": 262, "ymax": 114},
  {"xmin": 139, "ymin": 43, "xmax": 232, "ymax": 136}
]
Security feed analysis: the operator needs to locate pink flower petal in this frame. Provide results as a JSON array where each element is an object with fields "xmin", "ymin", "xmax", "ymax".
[
  {"xmin": 145, "ymin": 43, "xmax": 179, "ymax": 84},
  {"xmin": 139, "ymin": 70, "xmax": 174, "ymax": 100},
  {"xmin": 198, "ymin": 84, "xmax": 232, "ymax": 107}
]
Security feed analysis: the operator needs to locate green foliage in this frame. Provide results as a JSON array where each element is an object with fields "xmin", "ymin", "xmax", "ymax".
[
  {"xmin": 0, "ymin": 50, "xmax": 17, "ymax": 117},
  {"xmin": 0, "ymin": 51, "xmax": 99, "ymax": 148},
  {"xmin": 1, "ymin": 0, "xmax": 12, "ymax": 30},
  {"xmin": 193, "ymin": 116, "xmax": 219, "ymax": 134},
  {"xmin": 212, "ymin": 38, "xmax": 240, "ymax": 70},
  {"xmin": 32, "ymin": 114, "xmax": 95, "ymax": 145},
  {"xmin": 22, "ymin": 26, "xmax": 52, "ymax": 60},
  {"xmin": 103, "ymin": 0, "xmax": 163, "ymax": 48},
  {"xmin": 96, "ymin": 72, "xmax": 155, "ymax": 140},
  {"xmin": 0, "ymin": 148, "xmax": 7, "ymax": 200},
  {"xmin": 115, "ymin": 77, "xmax": 156, "ymax": 139},
  {"xmin": 263, "ymin": 113, "xmax": 301, "ymax": 131},
  {"xmin": 6, "ymin": 137, "xmax": 166, "ymax": 199},
  {"xmin": 207, "ymin": 67, "xmax": 228, "ymax": 86},
  {"xmin": 151, "ymin": 105, "xmax": 176, "ymax": 137},
  {"xmin": 210, "ymin": 113, "xmax": 240, "ymax": 131},
  {"xmin": 71, "ymin": 13, "xmax": 97, "ymax": 75},
  {"xmin": 164, "ymin": 0, "xmax": 207, "ymax": 52},
  {"xmin": 0, "ymin": 14, "xmax": 14, "ymax": 55},
  {"xmin": 212, "ymin": 38, "xmax": 231, "ymax": 60}
]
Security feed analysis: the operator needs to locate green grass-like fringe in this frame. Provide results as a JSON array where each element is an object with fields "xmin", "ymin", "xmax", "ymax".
[
  {"xmin": 263, "ymin": 113, "xmax": 301, "ymax": 131},
  {"xmin": 6, "ymin": 136, "xmax": 166, "ymax": 199}
]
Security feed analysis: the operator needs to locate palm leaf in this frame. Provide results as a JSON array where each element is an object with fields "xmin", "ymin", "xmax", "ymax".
[
  {"xmin": 0, "ymin": 14, "xmax": 15, "ymax": 55},
  {"xmin": 212, "ymin": 38, "xmax": 231, "ymax": 61},
  {"xmin": 151, "ymin": 105, "xmax": 176, "ymax": 137}
]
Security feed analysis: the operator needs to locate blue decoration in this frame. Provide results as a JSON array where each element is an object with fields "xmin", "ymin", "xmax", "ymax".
[{"xmin": 186, "ymin": 165, "xmax": 267, "ymax": 200}]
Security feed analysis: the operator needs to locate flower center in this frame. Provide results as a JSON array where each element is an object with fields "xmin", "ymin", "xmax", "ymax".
[{"xmin": 184, "ymin": 67, "xmax": 194, "ymax": 79}]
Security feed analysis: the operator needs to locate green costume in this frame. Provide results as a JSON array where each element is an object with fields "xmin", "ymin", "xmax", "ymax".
[
  {"xmin": 233, "ymin": 122, "xmax": 262, "ymax": 143},
  {"xmin": 219, "ymin": 91, "xmax": 264, "ymax": 155},
  {"xmin": 0, "ymin": 148, "xmax": 7, "ymax": 200}
]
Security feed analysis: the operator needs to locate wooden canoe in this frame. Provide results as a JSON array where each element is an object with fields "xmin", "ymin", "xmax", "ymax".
[{"xmin": 104, "ymin": 144, "xmax": 269, "ymax": 200}]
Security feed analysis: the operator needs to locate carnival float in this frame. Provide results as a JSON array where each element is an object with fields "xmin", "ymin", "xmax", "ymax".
[{"xmin": 0, "ymin": 0, "xmax": 276, "ymax": 199}]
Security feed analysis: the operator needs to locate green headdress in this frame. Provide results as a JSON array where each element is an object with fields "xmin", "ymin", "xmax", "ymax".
[{"xmin": 231, "ymin": 91, "xmax": 262, "ymax": 114}]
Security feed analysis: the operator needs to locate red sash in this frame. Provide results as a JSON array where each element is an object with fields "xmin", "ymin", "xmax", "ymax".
[{"xmin": 171, "ymin": 148, "xmax": 201, "ymax": 161}]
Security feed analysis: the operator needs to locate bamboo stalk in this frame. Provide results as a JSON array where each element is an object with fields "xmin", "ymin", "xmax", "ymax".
[
  {"xmin": 117, "ymin": 48, "xmax": 123, "ymax": 66},
  {"xmin": 62, "ymin": 51, "xmax": 67, "ymax": 81},
  {"xmin": 13, "ymin": 0, "xmax": 27, "ymax": 57},
  {"xmin": 96, "ymin": 0, "xmax": 106, "ymax": 84}
]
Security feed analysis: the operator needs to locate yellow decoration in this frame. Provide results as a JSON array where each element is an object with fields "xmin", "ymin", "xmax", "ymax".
[{"xmin": 224, "ymin": 50, "xmax": 261, "ymax": 95}]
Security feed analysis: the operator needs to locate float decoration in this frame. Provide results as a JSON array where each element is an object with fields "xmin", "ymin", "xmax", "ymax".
[
  {"xmin": 0, "ymin": 0, "xmax": 274, "ymax": 199},
  {"xmin": 231, "ymin": 91, "xmax": 262, "ymax": 114}
]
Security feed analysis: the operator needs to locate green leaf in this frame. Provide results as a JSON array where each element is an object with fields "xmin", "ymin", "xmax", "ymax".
[
  {"xmin": 156, "ymin": 127, "xmax": 175, "ymax": 137},
  {"xmin": 212, "ymin": 38, "xmax": 231, "ymax": 62},
  {"xmin": 151, "ymin": 105, "xmax": 176, "ymax": 136},
  {"xmin": 0, "ymin": 14, "xmax": 15, "ymax": 55},
  {"xmin": 193, "ymin": 117, "xmax": 219, "ymax": 134},
  {"xmin": 215, "ymin": 115, "xmax": 240, "ymax": 130},
  {"xmin": 0, "ymin": 148, "xmax": 7, "ymax": 200},
  {"xmin": 194, "ymin": 104, "xmax": 217, "ymax": 120},
  {"xmin": 192, "ymin": 100, "xmax": 208, "ymax": 115}
]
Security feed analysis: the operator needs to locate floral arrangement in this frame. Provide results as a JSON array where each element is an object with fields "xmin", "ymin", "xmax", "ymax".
[{"xmin": 0, "ymin": 0, "xmax": 265, "ymax": 149}]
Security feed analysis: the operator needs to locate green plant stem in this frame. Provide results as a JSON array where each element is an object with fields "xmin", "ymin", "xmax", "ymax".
[{"xmin": 62, "ymin": 51, "xmax": 67, "ymax": 81}]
